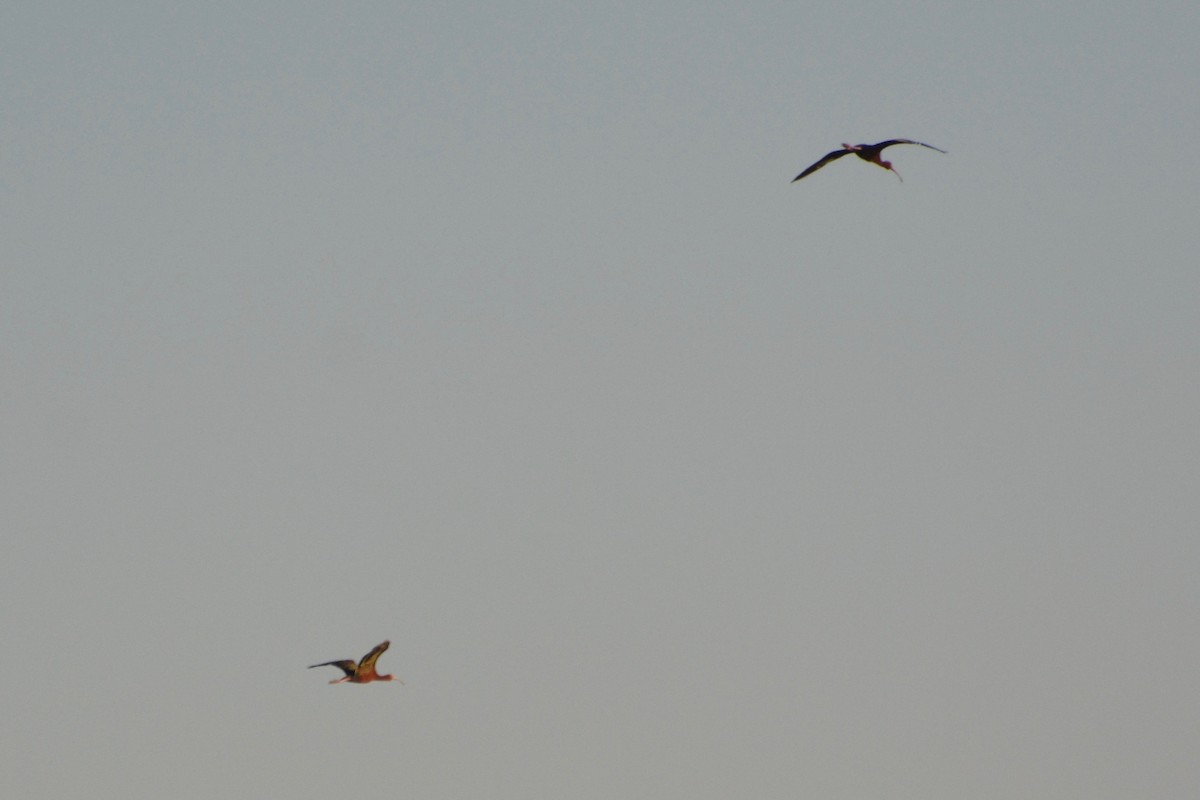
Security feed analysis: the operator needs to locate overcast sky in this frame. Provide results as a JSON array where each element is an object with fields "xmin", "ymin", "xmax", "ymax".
[{"xmin": 3, "ymin": 2, "xmax": 1198, "ymax": 799}]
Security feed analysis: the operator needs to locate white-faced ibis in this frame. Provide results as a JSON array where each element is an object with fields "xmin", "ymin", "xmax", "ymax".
[
  {"xmin": 309, "ymin": 640, "xmax": 403, "ymax": 684},
  {"xmin": 792, "ymin": 139, "xmax": 946, "ymax": 183}
]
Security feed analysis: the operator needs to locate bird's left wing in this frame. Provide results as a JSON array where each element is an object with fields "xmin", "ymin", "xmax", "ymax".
[
  {"xmin": 791, "ymin": 148, "xmax": 852, "ymax": 182},
  {"xmin": 309, "ymin": 659, "xmax": 358, "ymax": 677}
]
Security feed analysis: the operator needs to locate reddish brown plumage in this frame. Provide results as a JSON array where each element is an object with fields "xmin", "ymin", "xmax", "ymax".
[{"xmin": 309, "ymin": 640, "xmax": 403, "ymax": 684}]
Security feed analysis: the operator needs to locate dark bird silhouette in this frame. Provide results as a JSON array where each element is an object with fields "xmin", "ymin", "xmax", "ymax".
[
  {"xmin": 792, "ymin": 139, "xmax": 946, "ymax": 183},
  {"xmin": 309, "ymin": 640, "xmax": 403, "ymax": 684}
]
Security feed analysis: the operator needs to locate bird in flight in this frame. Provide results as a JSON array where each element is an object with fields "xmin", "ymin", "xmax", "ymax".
[
  {"xmin": 309, "ymin": 640, "xmax": 403, "ymax": 684},
  {"xmin": 792, "ymin": 139, "xmax": 946, "ymax": 183}
]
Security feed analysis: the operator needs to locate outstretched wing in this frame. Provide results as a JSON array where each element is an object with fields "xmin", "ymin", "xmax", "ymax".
[
  {"xmin": 791, "ymin": 148, "xmax": 852, "ymax": 182},
  {"xmin": 873, "ymin": 139, "xmax": 947, "ymax": 154},
  {"xmin": 308, "ymin": 659, "xmax": 358, "ymax": 677},
  {"xmin": 357, "ymin": 640, "xmax": 390, "ymax": 673}
]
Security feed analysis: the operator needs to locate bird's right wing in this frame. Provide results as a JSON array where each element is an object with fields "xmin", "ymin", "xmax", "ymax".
[
  {"xmin": 357, "ymin": 640, "xmax": 390, "ymax": 672},
  {"xmin": 308, "ymin": 659, "xmax": 358, "ymax": 677},
  {"xmin": 791, "ymin": 149, "xmax": 852, "ymax": 182},
  {"xmin": 875, "ymin": 139, "xmax": 947, "ymax": 154}
]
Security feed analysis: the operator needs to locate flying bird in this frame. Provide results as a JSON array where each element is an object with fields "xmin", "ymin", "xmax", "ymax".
[
  {"xmin": 792, "ymin": 139, "xmax": 946, "ymax": 183},
  {"xmin": 309, "ymin": 640, "xmax": 403, "ymax": 684}
]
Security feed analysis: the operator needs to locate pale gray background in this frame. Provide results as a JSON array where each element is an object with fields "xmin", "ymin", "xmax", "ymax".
[{"xmin": 3, "ymin": 2, "xmax": 1198, "ymax": 798}]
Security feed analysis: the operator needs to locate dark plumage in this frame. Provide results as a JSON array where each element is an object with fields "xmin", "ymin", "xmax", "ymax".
[{"xmin": 792, "ymin": 139, "xmax": 946, "ymax": 183}]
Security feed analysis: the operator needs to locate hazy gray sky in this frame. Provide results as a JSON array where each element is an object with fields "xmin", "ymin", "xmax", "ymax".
[{"xmin": 3, "ymin": 2, "xmax": 1198, "ymax": 798}]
